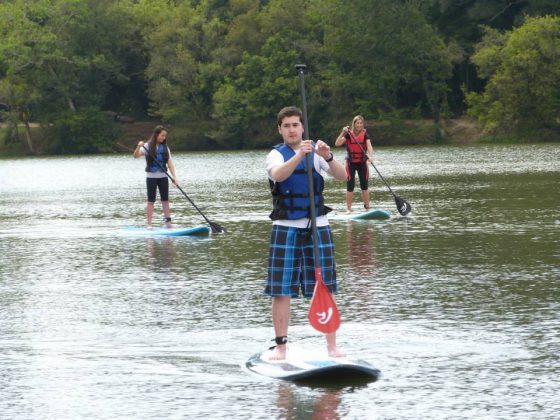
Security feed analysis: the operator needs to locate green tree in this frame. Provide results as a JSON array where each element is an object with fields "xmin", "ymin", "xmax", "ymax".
[
  {"xmin": 318, "ymin": 0, "xmax": 452, "ymax": 128},
  {"xmin": 132, "ymin": 0, "xmax": 233, "ymax": 147},
  {"xmin": 0, "ymin": 0, "xmax": 52, "ymax": 153},
  {"xmin": 466, "ymin": 16, "xmax": 560, "ymax": 135},
  {"xmin": 212, "ymin": 38, "xmax": 300, "ymax": 148},
  {"xmin": 0, "ymin": 0, "xmax": 143, "ymax": 153},
  {"xmin": 211, "ymin": 0, "xmax": 322, "ymax": 148},
  {"xmin": 421, "ymin": 0, "xmax": 560, "ymax": 111}
]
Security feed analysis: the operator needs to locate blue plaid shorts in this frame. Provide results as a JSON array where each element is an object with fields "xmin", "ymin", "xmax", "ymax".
[{"xmin": 265, "ymin": 225, "xmax": 338, "ymax": 298}]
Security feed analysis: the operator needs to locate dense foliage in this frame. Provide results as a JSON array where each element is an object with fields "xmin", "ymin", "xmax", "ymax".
[
  {"xmin": 467, "ymin": 16, "xmax": 560, "ymax": 137},
  {"xmin": 0, "ymin": 0, "xmax": 559, "ymax": 153}
]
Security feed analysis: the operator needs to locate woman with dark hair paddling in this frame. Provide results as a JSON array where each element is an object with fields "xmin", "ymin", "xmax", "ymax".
[
  {"xmin": 133, "ymin": 125, "xmax": 179, "ymax": 229},
  {"xmin": 335, "ymin": 115, "xmax": 373, "ymax": 213}
]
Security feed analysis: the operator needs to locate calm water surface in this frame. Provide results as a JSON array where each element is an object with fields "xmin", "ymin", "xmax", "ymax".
[{"xmin": 0, "ymin": 143, "xmax": 559, "ymax": 419}]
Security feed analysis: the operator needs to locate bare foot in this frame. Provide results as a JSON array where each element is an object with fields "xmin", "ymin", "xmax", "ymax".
[
  {"xmin": 345, "ymin": 209, "xmax": 352, "ymax": 214},
  {"xmin": 147, "ymin": 225, "xmax": 153, "ymax": 230},
  {"xmin": 328, "ymin": 347, "xmax": 346, "ymax": 358},
  {"xmin": 268, "ymin": 344, "xmax": 287, "ymax": 361}
]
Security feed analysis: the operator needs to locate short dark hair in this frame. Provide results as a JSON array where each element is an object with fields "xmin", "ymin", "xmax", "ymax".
[{"xmin": 277, "ymin": 106, "xmax": 303, "ymax": 126}]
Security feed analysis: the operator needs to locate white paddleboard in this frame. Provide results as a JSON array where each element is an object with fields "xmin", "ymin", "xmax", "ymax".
[{"xmin": 246, "ymin": 346, "xmax": 380, "ymax": 383}]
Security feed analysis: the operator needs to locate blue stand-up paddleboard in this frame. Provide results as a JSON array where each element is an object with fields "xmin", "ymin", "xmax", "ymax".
[
  {"xmin": 350, "ymin": 209, "xmax": 391, "ymax": 221},
  {"xmin": 246, "ymin": 346, "xmax": 380, "ymax": 384},
  {"xmin": 121, "ymin": 225, "xmax": 211, "ymax": 237}
]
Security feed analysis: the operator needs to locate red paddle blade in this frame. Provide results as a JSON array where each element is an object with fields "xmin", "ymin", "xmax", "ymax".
[{"xmin": 308, "ymin": 268, "xmax": 341, "ymax": 333}]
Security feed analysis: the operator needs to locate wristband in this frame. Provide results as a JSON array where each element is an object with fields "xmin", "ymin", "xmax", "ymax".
[{"xmin": 325, "ymin": 152, "xmax": 334, "ymax": 162}]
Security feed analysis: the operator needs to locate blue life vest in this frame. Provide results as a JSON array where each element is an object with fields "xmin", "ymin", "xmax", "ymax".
[
  {"xmin": 145, "ymin": 143, "xmax": 168, "ymax": 172},
  {"xmin": 269, "ymin": 144, "xmax": 332, "ymax": 220}
]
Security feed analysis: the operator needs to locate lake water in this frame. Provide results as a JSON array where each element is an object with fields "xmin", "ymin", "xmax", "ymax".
[{"xmin": 0, "ymin": 143, "xmax": 558, "ymax": 419}]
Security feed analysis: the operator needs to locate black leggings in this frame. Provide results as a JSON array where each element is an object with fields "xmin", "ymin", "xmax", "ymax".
[
  {"xmin": 346, "ymin": 161, "xmax": 369, "ymax": 192},
  {"xmin": 146, "ymin": 177, "xmax": 169, "ymax": 202}
]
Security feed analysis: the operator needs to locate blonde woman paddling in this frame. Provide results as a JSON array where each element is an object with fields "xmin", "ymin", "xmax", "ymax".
[{"xmin": 335, "ymin": 115, "xmax": 373, "ymax": 213}]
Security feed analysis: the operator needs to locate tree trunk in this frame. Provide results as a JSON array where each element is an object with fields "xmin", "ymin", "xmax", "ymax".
[
  {"xmin": 46, "ymin": 63, "xmax": 76, "ymax": 113},
  {"xmin": 23, "ymin": 119, "xmax": 35, "ymax": 154},
  {"xmin": 67, "ymin": 97, "xmax": 76, "ymax": 112}
]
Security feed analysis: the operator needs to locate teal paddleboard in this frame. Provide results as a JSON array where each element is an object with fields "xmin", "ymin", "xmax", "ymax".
[
  {"xmin": 121, "ymin": 225, "xmax": 210, "ymax": 237},
  {"xmin": 350, "ymin": 209, "xmax": 391, "ymax": 220}
]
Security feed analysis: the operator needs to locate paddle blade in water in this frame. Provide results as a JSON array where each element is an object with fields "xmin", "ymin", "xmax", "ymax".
[
  {"xmin": 308, "ymin": 268, "xmax": 341, "ymax": 333},
  {"xmin": 209, "ymin": 221, "xmax": 226, "ymax": 234},
  {"xmin": 395, "ymin": 196, "xmax": 412, "ymax": 216}
]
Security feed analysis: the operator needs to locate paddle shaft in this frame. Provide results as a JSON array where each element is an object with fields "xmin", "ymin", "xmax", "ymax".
[
  {"xmin": 296, "ymin": 65, "xmax": 321, "ymax": 273},
  {"xmin": 296, "ymin": 64, "xmax": 341, "ymax": 334}
]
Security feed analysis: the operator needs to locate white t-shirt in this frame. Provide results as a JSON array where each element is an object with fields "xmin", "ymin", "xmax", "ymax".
[
  {"xmin": 141, "ymin": 141, "xmax": 172, "ymax": 179},
  {"xmin": 266, "ymin": 148, "xmax": 332, "ymax": 228}
]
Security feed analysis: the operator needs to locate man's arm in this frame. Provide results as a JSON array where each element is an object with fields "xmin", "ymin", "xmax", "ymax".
[
  {"xmin": 269, "ymin": 141, "xmax": 314, "ymax": 182},
  {"xmin": 325, "ymin": 157, "xmax": 347, "ymax": 181},
  {"xmin": 315, "ymin": 140, "xmax": 347, "ymax": 181}
]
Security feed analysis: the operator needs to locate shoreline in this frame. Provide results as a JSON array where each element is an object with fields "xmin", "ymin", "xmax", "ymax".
[{"xmin": 2, "ymin": 117, "xmax": 557, "ymax": 156}]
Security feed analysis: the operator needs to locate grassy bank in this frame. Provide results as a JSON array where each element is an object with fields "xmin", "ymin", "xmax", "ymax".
[
  {"xmin": 0, "ymin": 124, "xmax": 45, "ymax": 156},
  {"xmin": 368, "ymin": 117, "xmax": 484, "ymax": 146},
  {"xmin": 119, "ymin": 117, "xmax": 489, "ymax": 149}
]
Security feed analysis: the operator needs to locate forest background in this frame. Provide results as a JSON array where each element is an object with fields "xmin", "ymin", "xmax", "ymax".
[{"xmin": 1, "ymin": 0, "xmax": 559, "ymax": 155}]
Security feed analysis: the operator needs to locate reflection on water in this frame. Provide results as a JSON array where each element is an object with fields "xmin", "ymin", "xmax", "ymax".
[
  {"xmin": 0, "ymin": 143, "xmax": 559, "ymax": 419},
  {"xmin": 344, "ymin": 221, "xmax": 377, "ymax": 276},
  {"xmin": 275, "ymin": 383, "xmax": 343, "ymax": 420},
  {"xmin": 146, "ymin": 237, "xmax": 175, "ymax": 271}
]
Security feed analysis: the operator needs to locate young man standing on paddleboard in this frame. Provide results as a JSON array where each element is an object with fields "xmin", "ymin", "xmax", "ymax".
[
  {"xmin": 133, "ymin": 125, "xmax": 179, "ymax": 229},
  {"xmin": 335, "ymin": 115, "xmax": 373, "ymax": 213},
  {"xmin": 265, "ymin": 106, "xmax": 347, "ymax": 360}
]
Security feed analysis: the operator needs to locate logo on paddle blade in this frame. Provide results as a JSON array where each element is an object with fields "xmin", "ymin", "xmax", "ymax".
[{"xmin": 316, "ymin": 307, "xmax": 333, "ymax": 324}]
